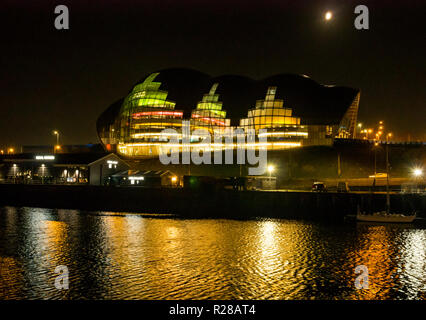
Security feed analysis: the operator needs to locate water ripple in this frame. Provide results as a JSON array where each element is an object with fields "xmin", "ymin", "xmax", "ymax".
[{"xmin": 0, "ymin": 207, "xmax": 425, "ymax": 300}]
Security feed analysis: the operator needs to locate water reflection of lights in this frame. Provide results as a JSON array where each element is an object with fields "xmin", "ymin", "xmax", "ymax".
[
  {"xmin": 259, "ymin": 221, "xmax": 278, "ymax": 257},
  {"xmin": 399, "ymin": 230, "xmax": 426, "ymax": 299},
  {"xmin": 123, "ymin": 214, "xmax": 145, "ymax": 237},
  {"xmin": 17, "ymin": 208, "xmax": 70, "ymax": 298},
  {"xmin": 166, "ymin": 226, "xmax": 180, "ymax": 240},
  {"xmin": 346, "ymin": 225, "xmax": 404, "ymax": 300},
  {"xmin": 2, "ymin": 207, "xmax": 425, "ymax": 300},
  {"xmin": 0, "ymin": 256, "xmax": 23, "ymax": 298}
]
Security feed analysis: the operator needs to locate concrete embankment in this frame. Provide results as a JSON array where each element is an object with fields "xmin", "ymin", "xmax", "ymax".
[{"xmin": 0, "ymin": 184, "xmax": 424, "ymax": 220}]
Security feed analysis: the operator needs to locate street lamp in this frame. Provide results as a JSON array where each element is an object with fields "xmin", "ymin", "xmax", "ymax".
[
  {"xmin": 412, "ymin": 167, "xmax": 423, "ymax": 193},
  {"xmin": 357, "ymin": 123, "xmax": 363, "ymax": 138},
  {"xmin": 267, "ymin": 165, "xmax": 274, "ymax": 180},
  {"xmin": 372, "ymin": 141, "xmax": 379, "ymax": 181},
  {"xmin": 53, "ymin": 130, "xmax": 60, "ymax": 153}
]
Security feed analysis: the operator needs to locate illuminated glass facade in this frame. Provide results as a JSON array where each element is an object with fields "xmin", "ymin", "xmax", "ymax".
[
  {"xmin": 97, "ymin": 69, "xmax": 360, "ymax": 158},
  {"xmin": 117, "ymin": 73, "xmax": 184, "ymax": 156},
  {"xmin": 239, "ymin": 87, "xmax": 307, "ymax": 149},
  {"xmin": 240, "ymin": 87, "xmax": 301, "ymax": 130},
  {"xmin": 191, "ymin": 83, "xmax": 231, "ymax": 133}
]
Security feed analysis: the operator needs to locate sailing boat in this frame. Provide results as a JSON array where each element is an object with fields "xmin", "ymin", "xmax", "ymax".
[{"xmin": 357, "ymin": 135, "xmax": 416, "ymax": 223}]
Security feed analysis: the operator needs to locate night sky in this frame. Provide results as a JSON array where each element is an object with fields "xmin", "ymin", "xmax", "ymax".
[{"xmin": 1, "ymin": 0, "xmax": 425, "ymax": 148}]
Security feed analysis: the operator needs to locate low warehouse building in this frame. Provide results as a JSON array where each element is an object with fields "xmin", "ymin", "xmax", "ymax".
[{"xmin": 0, "ymin": 153, "xmax": 129, "ymax": 186}]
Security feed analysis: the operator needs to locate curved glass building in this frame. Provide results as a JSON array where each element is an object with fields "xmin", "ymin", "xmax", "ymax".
[{"xmin": 97, "ymin": 68, "xmax": 360, "ymax": 158}]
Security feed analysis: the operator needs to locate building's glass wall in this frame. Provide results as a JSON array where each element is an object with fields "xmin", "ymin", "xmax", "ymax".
[
  {"xmin": 118, "ymin": 73, "xmax": 184, "ymax": 157},
  {"xmin": 240, "ymin": 87, "xmax": 308, "ymax": 149},
  {"xmin": 190, "ymin": 83, "xmax": 231, "ymax": 133},
  {"xmin": 240, "ymin": 87, "xmax": 301, "ymax": 130},
  {"xmin": 102, "ymin": 74, "xmax": 359, "ymax": 158}
]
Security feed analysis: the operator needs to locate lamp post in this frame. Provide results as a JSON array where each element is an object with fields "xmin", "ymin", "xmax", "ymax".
[
  {"xmin": 412, "ymin": 168, "xmax": 423, "ymax": 193},
  {"xmin": 267, "ymin": 165, "xmax": 274, "ymax": 181},
  {"xmin": 371, "ymin": 141, "xmax": 379, "ymax": 190},
  {"xmin": 413, "ymin": 168, "xmax": 423, "ymax": 178},
  {"xmin": 53, "ymin": 130, "xmax": 60, "ymax": 153},
  {"xmin": 373, "ymin": 141, "xmax": 379, "ymax": 177},
  {"xmin": 357, "ymin": 123, "xmax": 362, "ymax": 138}
]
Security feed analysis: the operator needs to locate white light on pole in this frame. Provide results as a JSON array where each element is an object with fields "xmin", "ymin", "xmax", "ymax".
[
  {"xmin": 413, "ymin": 168, "xmax": 423, "ymax": 177},
  {"xmin": 53, "ymin": 130, "xmax": 60, "ymax": 153},
  {"xmin": 267, "ymin": 165, "xmax": 274, "ymax": 180}
]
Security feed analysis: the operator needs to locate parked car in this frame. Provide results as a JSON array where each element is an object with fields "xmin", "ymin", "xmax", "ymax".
[{"xmin": 312, "ymin": 182, "xmax": 327, "ymax": 192}]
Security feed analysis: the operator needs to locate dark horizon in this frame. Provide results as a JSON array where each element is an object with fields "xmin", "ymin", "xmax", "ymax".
[{"xmin": 1, "ymin": 0, "xmax": 425, "ymax": 148}]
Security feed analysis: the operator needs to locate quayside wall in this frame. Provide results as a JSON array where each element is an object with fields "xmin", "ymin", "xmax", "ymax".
[{"xmin": 0, "ymin": 184, "xmax": 424, "ymax": 220}]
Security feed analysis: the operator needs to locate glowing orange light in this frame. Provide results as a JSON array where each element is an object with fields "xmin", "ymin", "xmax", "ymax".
[
  {"xmin": 191, "ymin": 114, "xmax": 227, "ymax": 126},
  {"xmin": 132, "ymin": 111, "xmax": 183, "ymax": 119}
]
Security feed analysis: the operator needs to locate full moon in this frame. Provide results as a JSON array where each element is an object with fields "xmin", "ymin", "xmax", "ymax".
[{"xmin": 325, "ymin": 11, "xmax": 333, "ymax": 21}]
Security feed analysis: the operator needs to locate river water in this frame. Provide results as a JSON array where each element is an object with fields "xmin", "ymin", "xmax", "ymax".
[{"xmin": 0, "ymin": 206, "xmax": 425, "ymax": 300}]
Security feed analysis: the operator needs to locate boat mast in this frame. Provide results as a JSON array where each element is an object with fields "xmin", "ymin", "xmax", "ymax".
[{"xmin": 385, "ymin": 134, "xmax": 391, "ymax": 214}]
